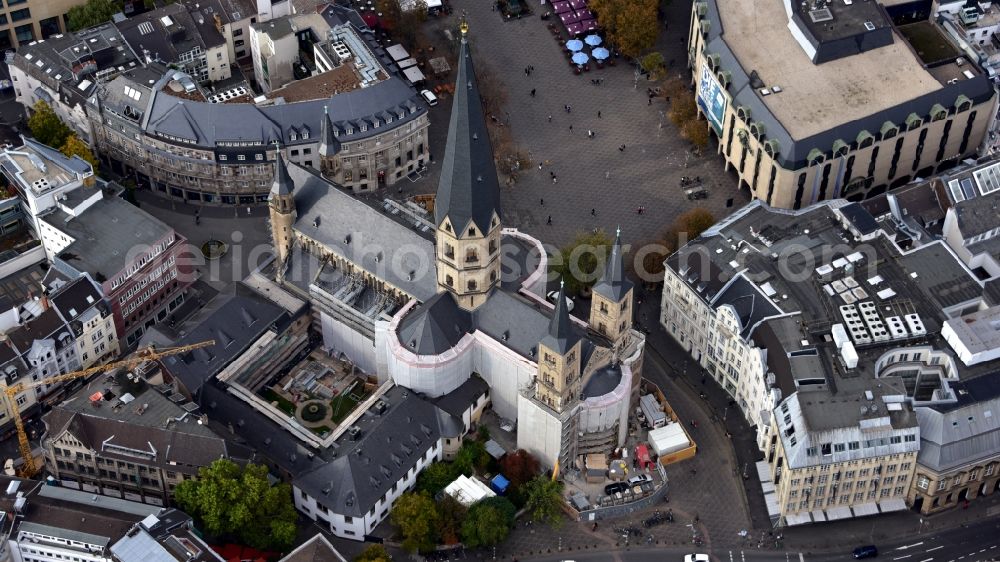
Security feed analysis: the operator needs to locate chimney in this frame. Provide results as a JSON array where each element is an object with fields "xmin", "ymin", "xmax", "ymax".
[{"xmin": 40, "ymin": 292, "xmax": 50, "ymax": 311}]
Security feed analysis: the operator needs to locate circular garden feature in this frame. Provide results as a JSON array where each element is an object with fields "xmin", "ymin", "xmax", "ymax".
[
  {"xmin": 300, "ymin": 401, "xmax": 329, "ymax": 423},
  {"xmin": 201, "ymin": 239, "xmax": 228, "ymax": 260}
]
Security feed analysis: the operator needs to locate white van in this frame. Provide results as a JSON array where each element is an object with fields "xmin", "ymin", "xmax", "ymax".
[{"xmin": 420, "ymin": 89, "xmax": 438, "ymax": 106}]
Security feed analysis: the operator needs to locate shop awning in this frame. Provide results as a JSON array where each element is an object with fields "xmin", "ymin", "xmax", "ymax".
[
  {"xmin": 826, "ymin": 506, "xmax": 853, "ymax": 520},
  {"xmin": 879, "ymin": 498, "xmax": 907, "ymax": 513},
  {"xmin": 785, "ymin": 512, "xmax": 812, "ymax": 526},
  {"xmin": 852, "ymin": 503, "xmax": 879, "ymax": 517}
]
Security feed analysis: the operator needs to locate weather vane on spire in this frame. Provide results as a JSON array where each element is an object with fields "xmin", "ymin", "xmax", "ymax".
[{"xmin": 460, "ymin": 12, "xmax": 469, "ymax": 37}]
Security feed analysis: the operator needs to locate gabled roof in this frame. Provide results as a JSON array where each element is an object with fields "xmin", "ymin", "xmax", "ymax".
[
  {"xmin": 433, "ymin": 27, "xmax": 502, "ymax": 234},
  {"xmin": 540, "ymin": 280, "xmax": 579, "ymax": 354},
  {"xmin": 592, "ymin": 228, "xmax": 634, "ymax": 303}
]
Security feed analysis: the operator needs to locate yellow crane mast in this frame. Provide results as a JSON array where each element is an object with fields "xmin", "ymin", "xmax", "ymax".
[{"xmin": 1, "ymin": 340, "xmax": 215, "ymax": 478}]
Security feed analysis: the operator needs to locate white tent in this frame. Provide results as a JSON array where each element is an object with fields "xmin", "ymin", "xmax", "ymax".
[
  {"xmin": 443, "ymin": 475, "xmax": 495, "ymax": 506},
  {"xmin": 402, "ymin": 66, "xmax": 426, "ymax": 84},
  {"xmin": 648, "ymin": 423, "xmax": 690, "ymax": 456}
]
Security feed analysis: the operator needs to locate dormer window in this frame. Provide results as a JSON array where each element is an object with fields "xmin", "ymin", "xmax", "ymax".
[{"xmin": 289, "ymin": 132, "xmax": 298, "ymax": 141}]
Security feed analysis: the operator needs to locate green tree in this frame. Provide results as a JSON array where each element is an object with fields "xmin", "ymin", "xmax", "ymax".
[
  {"xmin": 27, "ymin": 101, "xmax": 72, "ymax": 149},
  {"xmin": 66, "ymin": 0, "xmax": 123, "ymax": 31},
  {"xmin": 681, "ymin": 120, "xmax": 710, "ymax": 150},
  {"xmin": 454, "ymin": 439, "xmax": 490, "ymax": 476},
  {"xmin": 589, "ymin": 0, "xmax": 659, "ymax": 59},
  {"xmin": 436, "ymin": 494, "xmax": 467, "ymax": 545},
  {"xmin": 60, "ymin": 135, "xmax": 98, "ymax": 169},
  {"xmin": 415, "ymin": 461, "xmax": 458, "ymax": 495},
  {"xmin": 640, "ymin": 52, "xmax": 667, "ymax": 81},
  {"xmin": 390, "ymin": 491, "xmax": 439, "ymax": 553},
  {"xmin": 173, "ymin": 459, "xmax": 297, "ymax": 551},
  {"xmin": 460, "ymin": 496, "xmax": 517, "ymax": 547},
  {"xmin": 523, "ymin": 476, "xmax": 565, "ymax": 528},
  {"xmin": 551, "ymin": 229, "xmax": 613, "ymax": 297},
  {"xmin": 676, "ymin": 208, "xmax": 715, "ymax": 240},
  {"xmin": 354, "ymin": 544, "xmax": 392, "ymax": 562}
]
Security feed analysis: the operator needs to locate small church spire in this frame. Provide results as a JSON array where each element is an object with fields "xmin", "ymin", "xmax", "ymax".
[
  {"xmin": 540, "ymin": 278, "xmax": 578, "ymax": 354},
  {"xmin": 318, "ymin": 105, "xmax": 340, "ymax": 158},
  {"xmin": 270, "ymin": 141, "xmax": 294, "ymax": 197},
  {"xmin": 593, "ymin": 227, "xmax": 633, "ymax": 302}
]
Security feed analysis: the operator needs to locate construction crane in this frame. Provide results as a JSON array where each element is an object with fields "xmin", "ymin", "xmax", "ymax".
[{"xmin": 2, "ymin": 340, "xmax": 215, "ymax": 478}]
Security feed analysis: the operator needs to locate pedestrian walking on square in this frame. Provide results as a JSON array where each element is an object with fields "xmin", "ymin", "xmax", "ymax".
[
  {"xmin": 605, "ymin": 171, "xmax": 610, "ymax": 179},
  {"xmin": 530, "ymin": 88, "xmax": 536, "ymax": 97},
  {"xmin": 648, "ymin": 97, "xmax": 652, "ymax": 105},
  {"xmin": 547, "ymin": 215, "xmax": 552, "ymax": 224},
  {"xmin": 552, "ymin": 175, "xmax": 558, "ymax": 183},
  {"xmin": 591, "ymin": 208, "xmax": 596, "ymax": 216},
  {"xmin": 619, "ymin": 144, "xmax": 626, "ymax": 151},
  {"xmin": 587, "ymin": 129, "xmax": 594, "ymax": 138},
  {"xmin": 569, "ymin": 124, "xmax": 573, "ymax": 132},
  {"xmin": 538, "ymin": 162, "xmax": 543, "ymax": 170},
  {"xmin": 567, "ymin": 105, "xmax": 572, "ymax": 113},
  {"xmin": 598, "ymin": 110, "xmax": 602, "ymax": 118},
  {"xmin": 540, "ymin": 198, "xmax": 544, "ymax": 205},
  {"xmin": 548, "ymin": 114, "xmax": 553, "ymax": 122}
]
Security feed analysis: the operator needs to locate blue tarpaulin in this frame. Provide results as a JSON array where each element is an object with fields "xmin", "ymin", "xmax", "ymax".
[{"xmin": 491, "ymin": 474, "xmax": 510, "ymax": 494}]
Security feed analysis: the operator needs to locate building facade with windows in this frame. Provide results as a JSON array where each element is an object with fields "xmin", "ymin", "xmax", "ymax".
[
  {"xmin": 42, "ymin": 374, "xmax": 239, "ymax": 506},
  {"xmin": 686, "ymin": 0, "xmax": 996, "ymax": 209},
  {"xmin": 37, "ymin": 185, "xmax": 192, "ymax": 348},
  {"xmin": 909, "ymin": 380, "xmax": 1000, "ymax": 514},
  {"xmin": 661, "ymin": 196, "xmax": 1000, "ymax": 525}
]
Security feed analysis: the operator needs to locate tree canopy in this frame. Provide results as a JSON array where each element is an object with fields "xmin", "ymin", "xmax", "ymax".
[
  {"xmin": 523, "ymin": 476, "xmax": 565, "ymax": 528},
  {"xmin": 589, "ymin": 0, "xmax": 660, "ymax": 58},
  {"xmin": 173, "ymin": 459, "xmax": 297, "ymax": 551},
  {"xmin": 390, "ymin": 491, "xmax": 440, "ymax": 553},
  {"xmin": 551, "ymin": 229, "xmax": 613, "ymax": 296},
  {"xmin": 499, "ymin": 449, "xmax": 540, "ymax": 489},
  {"xmin": 415, "ymin": 461, "xmax": 458, "ymax": 496},
  {"xmin": 436, "ymin": 494, "xmax": 468, "ymax": 545},
  {"xmin": 27, "ymin": 101, "xmax": 72, "ymax": 149},
  {"xmin": 354, "ymin": 544, "xmax": 392, "ymax": 562},
  {"xmin": 66, "ymin": 0, "xmax": 123, "ymax": 31},
  {"xmin": 460, "ymin": 496, "xmax": 517, "ymax": 547},
  {"xmin": 60, "ymin": 135, "xmax": 98, "ymax": 169},
  {"xmin": 453, "ymin": 439, "xmax": 491, "ymax": 476}
]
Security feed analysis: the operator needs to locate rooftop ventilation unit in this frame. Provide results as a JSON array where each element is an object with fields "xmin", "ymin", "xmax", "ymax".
[{"xmin": 904, "ymin": 314, "xmax": 926, "ymax": 336}]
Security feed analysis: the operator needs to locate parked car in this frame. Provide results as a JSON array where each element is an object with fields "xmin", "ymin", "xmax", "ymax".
[
  {"xmin": 853, "ymin": 545, "xmax": 878, "ymax": 559},
  {"xmin": 684, "ymin": 554, "xmax": 710, "ymax": 562},
  {"xmin": 420, "ymin": 89, "xmax": 438, "ymax": 106},
  {"xmin": 546, "ymin": 290, "xmax": 575, "ymax": 312},
  {"xmin": 627, "ymin": 474, "xmax": 652, "ymax": 486},
  {"xmin": 604, "ymin": 482, "xmax": 628, "ymax": 495}
]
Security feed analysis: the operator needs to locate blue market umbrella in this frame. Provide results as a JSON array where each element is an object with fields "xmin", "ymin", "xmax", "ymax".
[
  {"xmin": 572, "ymin": 52, "xmax": 590, "ymax": 65},
  {"xmin": 566, "ymin": 39, "xmax": 584, "ymax": 52},
  {"xmin": 584, "ymin": 34, "xmax": 602, "ymax": 46},
  {"xmin": 591, "ymin": 47, "xmax": 610, "ymax": 60}
]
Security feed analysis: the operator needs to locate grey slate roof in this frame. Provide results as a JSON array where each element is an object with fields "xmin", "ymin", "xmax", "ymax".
[
  {"xmin": 159, "ymin": 288, "xmax": 291, "ymax": 394},
  {"xmin": 711, "ymin": 274, "xmax": 782, "ymax": 339},
  {"xmin": 433, "ymin": 32, "xmax": 502, "ymax": 233},
  {"xmin": 116, "ymin": 3, "xmax": 225, "ymax": 66},
  {"xmin": 42, "ymin": 190, "xmax": 173, "ymax": 280},
  {"xmin": 289, "ymin": 163, "xmax": 437, "ymax": 300},
  {"xmin": 592, "ymin": 228, "xmax": 634, "ymax": 303},
  {"xmin": 540, "ymin": 280, "xmax": 578, "ymax": 354},
  {"xmin": 143, "ymin": 73, "xmax": 423, "ymax": 147},
  {"xmin": 294, "ymin": 386, "xmax": 461, "ymax": 518},
  {"xmin": 839, "ymin": 202, "xmax": 879, "ymax": 235},
  {"xmin": 432, "ymin": 374, "xmax": 489, "ymax": 419},
  {"xmin": 917, "ymin": 375, "xmax": 1000, "ymax": 472},
  {"xmin": 397, "ymin": 292, "xmax": 471, "ymax": 354}
]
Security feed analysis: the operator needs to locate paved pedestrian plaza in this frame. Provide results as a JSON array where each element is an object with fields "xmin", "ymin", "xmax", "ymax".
[{"xmin": 418, "ymin": 0, "xmax": 749, "ymax": 249}]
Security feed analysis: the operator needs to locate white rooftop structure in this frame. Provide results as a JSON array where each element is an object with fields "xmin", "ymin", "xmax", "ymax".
[
  {"xmin": 942, "ymin": 306, "xmax": 1000, "ymax": 366},
  {"xmin": 443, "ymin": 474, "xmax": 495, "ymax": 506}
]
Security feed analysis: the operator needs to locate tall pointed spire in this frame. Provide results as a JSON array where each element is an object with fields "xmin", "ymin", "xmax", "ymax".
[
  {"xmin": 318, "ymin": 105, "xmax": 340, "ymax": 158},
  {"xmin": 540, "ymin": 279, "xmax": 578, "ymax": 354},
  {"xmin": 433, "ymin": 19, "xmax": 502, "ymax": 234},
  {"xmin": 593, "ymin": 227, "xmax": 634, "ymax": 302},
  {"xmin": 270, "ymin": 141, "xmax": 294, "ymax": 197}
]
